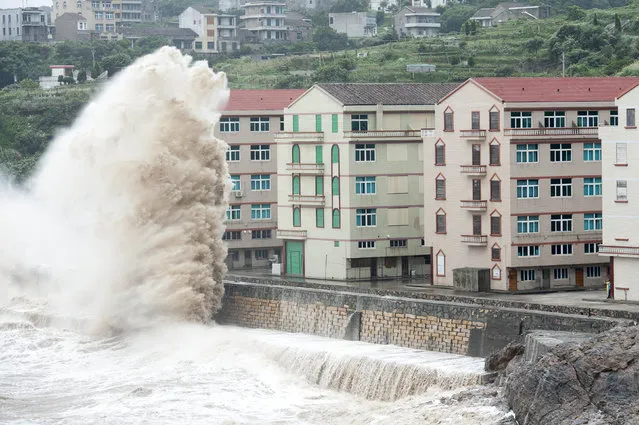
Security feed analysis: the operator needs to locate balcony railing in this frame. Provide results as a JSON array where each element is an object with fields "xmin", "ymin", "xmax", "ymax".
[
  {"xmin": 460, "ymin": 200, "xmax": 487, "ymax": 211},
  {"xmin": 461, "ymin": 234, "xmax": 488, "ymax": 246},
  {"xmin": 288, "ymin": 194, "xmax": 325, "ymax": 205},
  {"xmin": 344, "ymin": 129, "xmax": 422, "ymax": 140},
  {"xmin": 276, "ymin": 132, "xmax": 324, "ymax": 142},
  {"xmin": 460, "ymin": 165, "xmax": 487, "ymax": 176},
  {"xmin": 598, "ymin": 245, "xmax": 639, "ymax": 256},
  {"xmin": 405, "ymin": 22, "xmax": 441, "ymax": 28},
  {"xmin": 459, "ymin": 129, "xmax": 486, "ymax": 140},
  {"xmin": 276, "ymin": 229, "xmax": 307, "ymax": 240},
  {"xmin": 286, "ymin": 162, "xmax": 324, "ymax": 174},
  {"xmin": 421, "ymin": 128, "xmax": 436, "ymax": 138},
  {"xmin": 504, "ymin": 127, "xmax": 599, "ymax": 137}
]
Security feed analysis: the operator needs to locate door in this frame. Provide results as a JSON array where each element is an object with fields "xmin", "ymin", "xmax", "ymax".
[
  {"xmin": 575, "ymin": 268, "xmax": 584, "ymax": 287},
  {"xmin": 472, "ymin": 179, "xmax": 481, "ymax": 200},
  {"xmin": 542, "ymin": 269, "xmax": 550, "ymax": 289},
  {"xmin": 508, "ymin": 268, "xmax": 517, "ymax": 291},
  {"xmin": 472, "ymin": 144, "xmax": 481, "ymax": 165},
  {"xmin": 370, "ymin": 258, "xmax": 378, "ymax": 279},
  {"xmin": 244, "ymin": 250, "xmax": 252, "ymax": 268},
  {"xmin": 285, "ymin": 241, "xmax": 303, "ymax": 276},
  {"xmin": 401, "ymin": 256, "xmax": 409, "ymax": 277}
]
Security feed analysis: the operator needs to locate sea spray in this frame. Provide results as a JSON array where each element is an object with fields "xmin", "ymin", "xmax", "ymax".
[{"xmin": 0, "ymin": 47, "xmax": 230, "ymax": 331}]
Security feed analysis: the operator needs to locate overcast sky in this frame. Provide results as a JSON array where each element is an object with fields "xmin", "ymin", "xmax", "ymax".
[{"xmin": 2, "ymin": 0, "xmax": 52, "ymax": 7}]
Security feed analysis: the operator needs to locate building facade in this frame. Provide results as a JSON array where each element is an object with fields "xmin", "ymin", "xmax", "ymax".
[
  {"xmin": 329, "ymin": 12, "xmax": 377, "ymax": 38},
  {"xmin": 55, "ymin": 12, "xmax": 92, "ymax": 41},
  {"xmin": 425, "ymin": 77, "xmax": 639, "ymax": 292},
  {"xmin": 599, "ymin": 82, "xmax": 639, "ymax": 300},
  {"xmin": 240, "ymin": 1, "xmax": 288, "ymax": 43},
  {"xmin": 276, "ymin": 83, "xmax": 458, "ymax": 280},
  {"xmin": 393, "ymin": 6, "xmax": 440, "ymax": 38},
  {"xmin": 218, "ymin": 89, "xmax": 305, "ymax": 270},
  {"xmin": 470, "ymin": 3, "xmax": 550, "ymax": 28},
  {"xmin": 179, "ymin": 6, "xmax": 239, "ymax": 54},
  {"xmin": 0, "ymin": 7, "xmax": 53, "ymax": 42}
]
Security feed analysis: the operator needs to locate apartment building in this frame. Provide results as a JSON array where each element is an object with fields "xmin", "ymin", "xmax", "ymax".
[
  {"xmin": 425, "ymin": 77, "xmax": 639, "ymax": 292},
  {"xmin": 0, "ymin": 7, "xmax": 53, "ymax": 42},
  {"xmin": 329, "ymin": 12, "xmax": 377, "ymax": 38},
  {"xmin": 217, "ymin": 89, "xmax": 305, "ymax": 270},
  {"xmin": 240, "ymin": 1, "xmax": 288, "ymax": 43},
  {"xmin": 179, "ymin": 6, "xmax": 239, "ymax": 54},
  {"xmin": 276, "ymin": 83, "xmax": 458, "ymax": 280},
  {"xmin": 599, "ymin": 81, "xmax": 639, "ymax": 301},
  {"xmin": 393, "ymin": 6, "xmax": 440, "ymax": 38}
]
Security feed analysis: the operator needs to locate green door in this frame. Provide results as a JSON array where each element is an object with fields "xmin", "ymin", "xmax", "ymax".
[{"xmin": 286, "ymin": 241, "xmax": 303, "ymax": 276}]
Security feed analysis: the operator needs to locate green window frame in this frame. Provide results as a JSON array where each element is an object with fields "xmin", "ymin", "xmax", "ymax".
[
  {"xmin": 292, "ymin": 115, "xmax": 299, "ymax": 132},
  {"xmin": 332, "ymin": 208, "xmax": 340, "ymax": 228},
  {"xmin": 292, "ymin": 144, "xmax": 300, "ymax": 163},
  {"xmin": 315, "ymin": 114, "xmax": 322, "ymax": 132},
  {"xmin": 315, "ymin": 176, "xmax": 324, "ymax": 195},
  {"xmin": 331, "ymin": 114, "xmax": 338, "ymax": 133},
  {"xmin": 293, "ymin": 207, "xmax": 301, "ymax": 227},
  {"xmin": 316, "ymin": 208, "xmax": 324, "ymax": 228},
  {"xmin": 332, "ymin": 176, "xmax": 339, "ymax": 196},
  {"xmin": 292, "ymin": 175, "xmax": 300, "ymax": 195},
  {"xmin": 316, "ymin": 145, "xmax": 323, "ymax": 164},
  {"xmin": 331, "ymin": 145, "xmax": 339, "ymax": 163}
]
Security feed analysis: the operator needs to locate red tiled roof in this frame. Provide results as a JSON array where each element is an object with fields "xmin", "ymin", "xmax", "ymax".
[
  {"xmin": 473, "ymin": 77, "xmax": 639, "ymax": 102},
  {"xmin": 223, "ymin": 89, "xmax": 306, "ymax": 111}
]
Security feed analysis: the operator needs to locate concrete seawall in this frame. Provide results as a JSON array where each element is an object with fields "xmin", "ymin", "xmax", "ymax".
[{"xmin": 217, "ymin": 279, "xmax": 630, "ymax": 357}]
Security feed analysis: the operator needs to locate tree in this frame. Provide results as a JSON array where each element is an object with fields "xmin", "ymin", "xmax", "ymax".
[
  {"xmin": 18, "ymin": 79, "xmax": 39, "ymax": 90},
  {"xmin": 566, "ymin": 6, "xmax": 586, "ymax": 21},
  {"xmin": 525, "ymin": 37, "xmax": 544, "ymax": 54},
  {"xmin": 329, "ymin": 0, "xmax": 369, "ymax": 13},
  {"xmin": 467, "ymin": 56, "xmax": 475, "ymax": 67},
  {"xmin": 312, "ymin": 27, "xmax": 349, "ymax": 51},
  {"xmin": 376, "ymin": 11, "xmax": 385, "ymax": 25},
  {"xmin": 100, "ymin": 53, "xmax": 132, "ymax": 77},
  {"xmin": 439, "ymin": 5, "xmax": 476, "ymax": 33},
  {"xmin": 77, "ymin": 70, "xmax": 87, "ymax": 83},
  {"xmin": 313, "ymin": 64, "xmax": 350, "ymax": 82},
  {"xmin": 614, "ymin": 14, "xmax": 622, "ymax": 32},
  {"xmin": 592, "ymin": 13, "xmax": 599, "ymax": 26},
  {"xmin": 91, "ymin": 62, "xmax": 102, "ymax": 79}
]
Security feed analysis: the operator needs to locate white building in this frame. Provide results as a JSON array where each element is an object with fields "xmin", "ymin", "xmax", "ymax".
[
  {"xmin": 329, "ymin": 12, "xmax": 377, "ymax": 38},
  {"xmin": 179, "ymin": 6, "xmax": 239, "ymax": 53},
  {"xmin": 0, "ymin": 7, "xmax": 53, "ymax": 42}
]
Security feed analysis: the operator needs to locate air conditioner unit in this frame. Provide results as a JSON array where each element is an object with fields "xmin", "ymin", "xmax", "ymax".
[{"xmin": 233, "ymin": 190, "xmax": 244, "ymax": 198}]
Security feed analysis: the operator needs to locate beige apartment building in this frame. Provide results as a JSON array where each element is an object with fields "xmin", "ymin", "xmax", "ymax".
[
  {"xmin": 179, "ymin": 6, "xmax": 239, "ymax": 54},
  {"xmin": 240, "ymin": 1, "xmax": 288, "ymax": 42},
  {"xmin": 424, "ymin": 77, "xmax": 639, "ymax": 291},
  {"xmin": 276, "ymin": 83, "xmax": 458, "ymax": 280},
  {"xmin": 599, "ymin": 81, "xmax": 639, "ymax": 301},
  {"xmin": 217, "ymin": 89, "xmax": 305, "ymax": 270}
]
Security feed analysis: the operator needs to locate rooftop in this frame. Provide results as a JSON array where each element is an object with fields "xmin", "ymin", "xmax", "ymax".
[
  {"xmin": 223, "ymin": 89, "xmax": 306, "ymax": 111},
  {"xmin": 317, "ymin": 83, "xmax": 460, "ymax": 105},
  {"xmin": 473, "ymin": 77, "xmax": 639, "ymax": 102}
]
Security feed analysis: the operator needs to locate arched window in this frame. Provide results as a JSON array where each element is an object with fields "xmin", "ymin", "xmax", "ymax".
[
  {"xmin": 490, "ymin": 210, "xmax": 502, "ymax": 236},
  {"xmin": 332, "ymin": 208, "xmax": 340, "ymax": 228},
  {"xmin": 436, "ymin": 250, "xmax": 445, "ymax": 276},
  {"xmin": 489, "ymin": 138, "xmax": 500, "ymax": 166},
  {"xmin": 331, "ymin": 144, "xmax": 339, "ymax": 164},
  {"xmin": 435, "ymin": 208, "xmax": 446, "ymax": 234},
  {"xmin": 292, "ymin": 144, "xmax": 300, "ymax": 163},
  {"xmin": 292, "ymin": 175, "xmax": 300, "ymax": 195},
  {"xmin": 435, "ymin": 139, "xmax": 445, "ymax": 166},
  {"xmin": 332, "ymin": 176, "xmax": 339, "ymax": 196},
  {"xmin": 435, "ymin": 174, "xmax": 446, "ymax": 200},
  {"xmin": 492, "ymin": 264, "xmax": 502, "ymax": 280},
  {"xmin": 293, "ymin": 207, "xmax": 301, "ymax": 227},
  {"xmin": 491, "ymin": 243, "xmax": 501, "ymax": 261}
]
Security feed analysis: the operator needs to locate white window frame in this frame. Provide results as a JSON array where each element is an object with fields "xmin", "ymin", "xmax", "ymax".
[
  {"xmin": 220, "ymin": 117, "xmax": 240, "ymax": 133},
  {"xmin": 584, "ymin": 243, "xmax": 600, "ymax": 254},
  {"xmin": 230, "ymin": 175, "xmax": 241, "ymax": 191},
  {"xmin": 544, "ymin": 111, "xmax": 565, "ymax": 128},
  {"xmin": 226, "ymin": 205, "xmax": 241, "ymax": 221},
  {"xmin": 551, "ymin": 244, "xmax": 573, "ymax": 256},
  {"xmin": 355, "ymin": 176, "xmax": 376, "ymax": 194},
  {"xmin": 520, "ymin": 269, "xmax": 536, "ymax": 281},
  {"xmin": 249, "ymin": 117, "xmax": 270, "ymax": 132},
  {"xmin": 550, "ymin": 178, "xmax": 572, "ymax": 198},
  {"xmin": 351, "ymin": 114, "xmax": 369, "ymax": 131},
  {"xmin": 251, "ymin": 229, "xmax": 272, "ymax": 239},
  {"xmin": 577, "ymin": 110, "xmax": 598, "ymax": 127},
  {"xmin": 610, "ymin": 110, "xmax": 619, "ymax": 126},
  {"xmin": 510, "ymin": 111, "xmax": 532, "ymax": 128},
  {"xmin": 553, "ymin": 268, "xmax": 569, "ymax": 280},
  {"xmin": 616, "ymin": 180, "xmax": 628, "ymax": 201},
  {"xmin": 255, "ymin": 249, "xmax": 269, "ymax": 260},
  {"xmin": 250, "ymin": 174, "xmax": 271, "ymax": 191},
  {"xmin": 436, "ymin": 252, "xmax": 445, "ymax": 276},
  {"xmin": 251, "ymin": 203, "xmax": 271, "ymax": 220},
  {"xmin": 583, "ymin": 143, "xmax": 601, "ymax": 162},
  {"xmin": 517, "ymin": 245, "xmax": 540, "ymax": 257},
  {"xmin": 616, "ymin": 143, "xmax": 627, "ymax": 165},
  {"xmin": 358, "ymin": 240, "xmax": 376, "ymax": 249},
  {"xmin": 584, "ymin": 213, "xmax": 603, "ymax": 231},
  {"xmin": 516, "ymin": 179, "xmax": 539, "ymax": 199},
  {"xmin": 584, "ymin": 177, "xmax": 602, "ymax": 197},
  {"xmin": 356, "ymin": 208, "xmax": 377, "ymax": 227},
  {"xmin": 550, "ymin": 143, "xmax": 572, "ymax": 162},
  {"xmin": 516, "ymin": 144, "xmax": 538, "ymax": 163},
  {"xmin": 226, "ymin": 145, "xmax": 240, "ymax": 162},
  {"xmin": 390, "ymin": 239, "xmax": 407, "ymax": 248},
  {"xmin": 586, "ymin": 266, "xmax": 601, "ymax": 278},
  {"xmin": 517, "ymin": 215, "xmax": 539, "ymax": 233},
  {"xmin": 355, "ymin": 144, "xmax": 376, "ymax": 162},
  {"xmin": 550, "ymin": 214, "xmax": 572, "ymax": 232},
  {"xmin": 250, "ymin": 144, "xmax": 270, "ymax": 161}
]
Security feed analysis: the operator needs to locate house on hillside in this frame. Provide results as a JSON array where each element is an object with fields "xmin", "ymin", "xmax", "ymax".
[
  {"xmin": 286, "ymin": 12, "xmax": 312, "ymax": 42},
  {"xmin": 0, "ymin": 7, "xmax": 54, "ymax": 42},
  {"xmin": 119, "ymin": 27, "xmax": 199, "ymax": 50},
  {"xmin": 329, "ymin": 12, "xmax": 377, "ymax": 38},
  {"xmin": 55, "ymin": 12, "xmax": 93, "ymax": 41},
  {"xmin": 470, "ymin": 3, "xmax": 550, "ymax": 28},
  {"xmin": 240, "ymin": 1, "xmax": 289, "ymax": 43},
  {"xmin": 179, "ymin": 6, "xmax": 240, "ymax": 53},
  {"xmin": 411, "ymin": 0, "xmax": 449, "ymax": 10},
  {"xmin": 393, "ymin": 6, "xmax": 440, "ymax": 38}
]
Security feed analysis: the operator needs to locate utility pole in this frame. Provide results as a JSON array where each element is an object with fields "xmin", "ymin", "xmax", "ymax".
[{"xmin": 92, "ymin": 49, "xmax": 95, "ymax": 71}]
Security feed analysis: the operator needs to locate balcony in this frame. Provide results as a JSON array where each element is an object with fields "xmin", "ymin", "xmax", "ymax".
[
  {"xmin": 240, "ymin": 13, "xmax": 287, "ymax": 20},
  {"xmin": 285, "ymin": 162, "xmax": 324, "ymax": 174},
  {"xmin": 504, "ymin": 127, "xmax": 599, "ymax": 138},
  {"xmin": 405, "ymin": 22, "xmax": 441, "ymax": 28},
  {"xmin": 598, "ymin": 245, "xmax": 639, "ymax": 256},
  {"xmin": 459, "ymin": 129, "xmax": 486, "ymax": 140},
  {"xmin": 277, "ymin": 229, "xmax": 307, "ymax": 240},
  {"xmin": 460, "ymin": 200, "xmax": 487, "ymax": 211},
  {"xmin": 461, "ymin": 234, "xmax": 488, "ymax": 246},
  {"xmin": 275, "ymin": 131, "xmax": 324, "ymax": 142},
  {"xmin": 460, "ymin": 165, "xmax": 487, "ymax": 176},
  {"xmin": 288, "ymin": 194, "xmax": 325, "ymax": 206},
  {"xmin": 421, "ymin": 128, "xmax": 436, "ymax": 138},
  {"xmin": 343, "ymin": 129, "xmax": 422, "ymax": 141}
]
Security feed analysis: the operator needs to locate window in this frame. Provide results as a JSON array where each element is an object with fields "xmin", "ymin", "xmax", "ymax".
[
  {"xmin": 106, "ymin": 12, "xmax": 114, "ymax": 20},
  {"xmin": 517, "ymin": 216, "xmax": 539, "ymax": 233},
  {"xmin": 510, "ymin": 112, "xmax": 532, "ymax": 128},
  {"xmin": 520, "ymin": 269, "xmax": 536, "ymax": 282},
  {"xmin": 355, "ymin": 177, "xmax": 376, "ymax": 194},
  {"xmin": 358, "ymin": 240, "xmax": 376, "ymax": 249},
  {"xmin": 230, "ymin": 175, "xmax": 241, "ymax": 191},
  {"xmin": 280, "ymin": 116, "xmax": 284, "ymax": 131},
  {"xmin": 489, "ymin": 110, "xmax": 499, "ymax": 131},
  {"xmin": 553, "ymin": 268, "xmax": 569, "ymax": 280},
  {"xmin": 315, "ymin": 114, "xmax": 322, "ymax": 132},
  {"xmin": 105, "ymin": 24, "xmax": 115, "ymax": 32},
  {"xmin": 550, "ymin": 143, "xmax": 572, "ymax": 162},
  {"xmin": 251, "ymin": 230, "xmax": 272, "ymax": 239},
  {"xmin": 435, "ymin": 140, "xmax": 445, "ymax": 165},
  {"xmin": 490, "ymin": 179, "xmax": 501, "ymax": 201},
  {"xmin": 550, "ymin": 178, "xmax": 572, "ymax": 198},
  {"xmin": 390, "ymin": 239, "xmax": 407, "ymax": 248},
  {"xmin": 583, "ymin": 143, "xmax": 601, "ymax": 161},
  {"xmin": 95, "ymin": 11, "xmax": 103, "ymax": 19},
  {"xmin": 489, "ymin": 142, "xmax": 500, "ymax": 166},
  {"xmin": 292, "ymin": 175, "xmax": 300, "ymax": 195},
  {"xmin": 586, "ymin": 266, "xmax": 601, "ymax": 278},
  {"xmin": 331, "ymin": 145, "xmax": 339, "ymax": 163},
  {"xmin": 436, "ymin": 251, "xmax": 445, "ymax": 276},
  {"xmin": 584, "ymin": 213, "xmax": 602, "ymax": 231},
  {"xmin": 250, "ymin": 145, "xmax": 270, "ymax": 161},
  {"xmin": 316, "ymin": 208, "xmax": 324, "ymax": 228},
  {"xmin": 316, "ymin": 146, "xmax": 323, "ymax": 164},
  {"xmin": 254, "ymin": 249, "xmax": 268, "ymax": 260},
  {"xmin": 356, "ymin": 209, "xmax": 376, "ymax": 227},
  {"xmin": 444, "ymin": 109, "xmax": 453, "ymax": 131},
  {"xmin": 435, "ymin": 175, "xmax": 446, "ymax": 200},
  {"xmin": 351, "ymin": 114, "xmax": 368, "ymax": 131},
  {"xmin": 292, "ymin": 145, "xmax": 300, "ymax": 163},
  {"xmin": 516, "ymin": 179, "xmax": 539, "ymax": 199},
  {"xmin": 516, "ymin": 144, "xmax": 538, "ymax": 163},
  {"xmin": 627, "ymin": 108, "xmax": 635, "ymax": 127},
  {"xmin": 491, "ymin": 244, "xmax": 501, "ymax": 261},
  {"xmin": 577, "ymin": 110, "xmax": 598, "ymax": 127},
  {"xmin": 585, "ymin": 243, "xmax": 600, "ymax": 254},
  {"xmin": 332, "ymin": 114, "xmax": 338, "ymax": 133},
  {"xmin": 551, "ymin": 244, "xmax": 573, "ymax": 256},
  {"xmin": 551, "ymin": 214, "xmax": 572, "ymax": 232},
  {"xmin": 332, "ymin": 209, "xmax": 340, "ymax": 228},
  {"xmin": 584, "ymin": 177, "xmax": 602, "ymax": 197},
  {"xmin": 194, "ymin": 41, "xmax": 202, "ymax": 49},
  {"xmin": 544, "ymin": 111, "xmax": 565, "ymax": 128},
  {"xmin": 222, "ymin": 231, "xmax": 241, "ymax": 240},
  {"xmin": 226, "ymin": 205, "xmax": 241, "ymax": 221},
  {"xmin": 490, "ymin": 215, "xmax": 501, "ymax": 236},
  {"xmin": 472, "ymin": 215, "xmax": 482, "ymax": 235},
  {"xmin": 292, "ymin": 115, "xmax": 299, "ymax": 132},
  {"xmin": 355, "ymin": 144, "xmax": 375, "ymax": 162},
  {"xmin": 436, "ymin": 210, "xmax": 446, "ymax": 233},
  {"xmin": 250, "ymin": 117, "xmax": 270, "ymax": 132},
  {"xmin": 332, "ymin": 177, "xmax": 339, "ymax": 196},
  {"xmin": 517, "ymin": 245, "xmax": 540, "ymax": 257},
  {"xmin": 616, "ymin": 143, "xmax": 627, "ymax": 164},
  {"xmin": 616, "ymin": 180, "xmax": 628, "ymax": 201},
  {"xmin": 250, "ymin": 174, "xmax": 270, "ymax": 191},
  {"xmin": 471, "ymin": 111, "xmax": 480, "ymax": 129},
  {"xmin": 251, "ymin": 204, "xmax": 271, "ymax": 220},
  {"xmin": 610, "ymin": 110, "xmax": 618, "ymax": 126},
  {"xmin": 220, "ymin": 117, "xmax": 240, "ymax": 132},
  {"xmin": 293, "ymin": 207, "xmax": 301, "ymax": 227}
]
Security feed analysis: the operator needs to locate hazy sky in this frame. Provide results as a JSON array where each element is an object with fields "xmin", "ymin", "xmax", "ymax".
[{"xmin": 2, "ymin": 0, "xmax": 52, "ymax": 7}]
